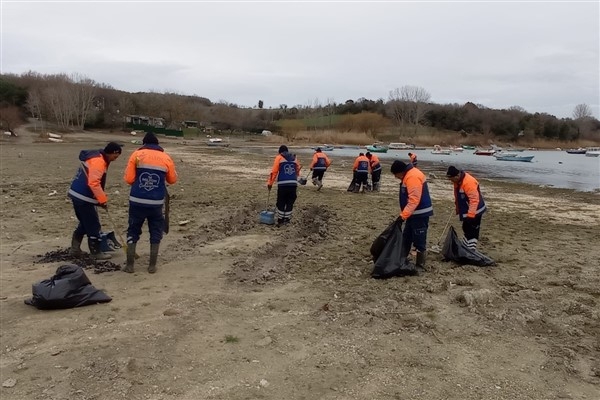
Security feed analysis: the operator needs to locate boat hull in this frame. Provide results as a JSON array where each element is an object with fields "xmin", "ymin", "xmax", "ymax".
[{"xmin": 495, "ymin": 155, "xmax": 534, "ymax": 162}]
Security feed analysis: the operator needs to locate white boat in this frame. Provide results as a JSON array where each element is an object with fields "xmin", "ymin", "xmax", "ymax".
[
  {"xmin": 585, "ymin": 147, "xmax": 600, "ymax": 157},
  {"xmin": 449, "ymin": 146, "xmax": 464, "ymax": 152},
  {"xmin": 495, "ymin": 154, "xmax": 534, "ymax": 162},
  {"xmin": 389, "ymin": 142, "xmax": 413, "ymax": 150},
  {"xmin": 493, "ymin": 151, "xmax": 518, "ymax": 158},
  {"xmin": 431, "ymin": 145, "xmax": 451, "ymax": 155}
]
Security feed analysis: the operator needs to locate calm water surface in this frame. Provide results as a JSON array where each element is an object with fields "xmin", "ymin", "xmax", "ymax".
[{"xmin": 287, "ymin": 147, "xmax": 600, "ymax": 192}]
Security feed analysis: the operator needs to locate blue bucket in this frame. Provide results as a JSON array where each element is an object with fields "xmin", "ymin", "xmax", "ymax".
[
  {"xmin": 99, "ymin": 231, "xmax": 122, "ymax": 252},
  {"xmin": 259, "ymin": 210, "xmax": 275, "ymax": 225}
]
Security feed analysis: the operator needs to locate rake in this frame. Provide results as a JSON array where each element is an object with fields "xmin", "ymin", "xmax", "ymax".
[{"xmin": 430, "ymin": 211, "xmax": 454, "ymax": 254}]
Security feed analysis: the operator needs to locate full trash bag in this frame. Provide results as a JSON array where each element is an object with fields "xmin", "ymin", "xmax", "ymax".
[
  {"xmin": 371, "ymin": 219, "xmax": 418, "ymax": 279},
  {"xmin": 441, "ymin": 226, "xmax": 495, "ymax": 267},
  {"xmin": 25, "ymin": 264, "xmax": 112, "ymax": 310}
]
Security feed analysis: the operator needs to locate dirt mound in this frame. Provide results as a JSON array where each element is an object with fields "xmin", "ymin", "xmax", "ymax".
[{"xmin": 35, "ymin": 249, "xmax": 122, "ymax": 273}]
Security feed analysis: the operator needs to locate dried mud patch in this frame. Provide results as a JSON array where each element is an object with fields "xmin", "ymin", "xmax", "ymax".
[{"xmin": 226, "ymin": 204, "xmax": 334, "ymax": 284}]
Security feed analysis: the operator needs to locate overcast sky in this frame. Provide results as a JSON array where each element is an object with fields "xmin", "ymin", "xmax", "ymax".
[{"xmin": 1, "ymin": 1, "xmax": 599, "ymax": 119}]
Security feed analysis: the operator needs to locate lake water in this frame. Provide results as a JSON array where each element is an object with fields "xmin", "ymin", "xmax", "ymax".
[{"xmin": 290, "ymin": 147, "xmax": 600, "ymax": 192}]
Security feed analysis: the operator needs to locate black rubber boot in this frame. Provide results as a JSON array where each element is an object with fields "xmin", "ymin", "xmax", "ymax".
[
  {"xmin": 123, "ymin": 243, "xmax": 136, "ymax": 273},
  {"xmin": 88, "ymin": 238, "xmax": 111, "ymax": 260},
  {"xmin": 148, "ymin": 243, "xmax": 159, "ymax": 274},
  {"xmin": 416, "ymin": 250, "xmax": 427, "ymax": 271},
  {"xmin": 69, "ymin": 232, "xmax": 84, "ymax": 256}
]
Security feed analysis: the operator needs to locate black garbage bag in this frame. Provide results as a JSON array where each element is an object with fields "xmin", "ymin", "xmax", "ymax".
[
  {"xmin": 347, "ymin": 176, "xmax": 356, "ymax": 192},
  {"xmin": 371, "ymin": 220, "xmax": 418, "ymax": 279},
  {"xmin": 25, "ymin": 264, "xmax": 112, "ymax": 310},
  {"xmin": 441, "ymin": 226, "xmax": 495, "ymax": 267}
]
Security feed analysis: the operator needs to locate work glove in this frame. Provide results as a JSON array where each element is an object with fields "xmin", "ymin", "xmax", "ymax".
[
  {"xmin": 98, "ymin": 202, "xmax": 108, "ymax": 210},
  {"xmin": 267, "ymin": 184, "xmax": 272, "ymax": 191},
  {"xmin": 310, "ymin": 168, "xmax": 313, "ymax": 171}
]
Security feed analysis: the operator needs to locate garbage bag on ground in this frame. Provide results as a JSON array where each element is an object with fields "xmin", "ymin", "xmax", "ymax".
[
  {"xmin": 370, "ymin": 219, "xmax": 418, "ymax": 279},
  {"xmin": 441, "ymin": 226, "xmax": 495, "ymax": 267},
  {"xmin": 25, "ymin": 264, "xmax": 112, "ymax": 309}
]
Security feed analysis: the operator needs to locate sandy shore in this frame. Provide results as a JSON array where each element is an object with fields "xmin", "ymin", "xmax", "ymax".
[{"xmin": 1, "ymin": 129, "xmax": 599, "ymax": 400}]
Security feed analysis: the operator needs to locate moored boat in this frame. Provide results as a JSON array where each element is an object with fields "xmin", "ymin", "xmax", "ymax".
[
  {"xmin": 495, "ymin": 154, "xmax": 534, "ymax": 162},
  {"xmin": 365, "ymin": 143, "xmax": 389, "ymax": 153},
  {"xmin": 474, "ymin": 149, "xmax": 496, "ymax": 156},
  {"xmin": 389, "ymin": 142, "xmax": 414, "ymax": 150},
  {"xmin": 565, "ymin": 147, "xmax": 587, "ymax": 154},
  {"xmin": 585, "ymin": 147, "xmax": 600, "ymax": 157},
  {"xmin": 431, "ymin": 145, "xmax": 451, "ymax": 155},
  {"xmin": 312, "ymin": 144, "xmax": 334, "ymax": 151}
]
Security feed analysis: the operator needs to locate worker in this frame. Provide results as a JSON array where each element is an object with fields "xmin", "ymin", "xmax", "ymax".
[
  {"xmin": 408, "ymin": 152, "xmax": 418, "ymax": 166},
  {"xmin": 123, "ymin": 132, "xmax": 178, "ymax": 273},
  {"xmin": 310, "ymin": 147, "xmax": 331, "ymax": 191},
  {"xmin": 445, "ymin": 166, "xmax": 486, "ymax": 250},
  {"xmin": 267, "ymin": 145, "xmax": 301, "ymax": 226},
  {"xmin": 68, "ymin": 141, "xmax": 122, "ymax": 260},
  {"xmin": 390, "ymin": 160, "xmax": 433, "ymax": 271},
  {"xmin": 365, "ymin": 152, "xmax": 382, "ymax": 192},
  {"xmin": 352, "ymin": 152, "xmax": 371, "ymax": 193}
]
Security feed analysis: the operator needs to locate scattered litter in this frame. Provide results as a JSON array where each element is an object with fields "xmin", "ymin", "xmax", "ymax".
[
  {"xmin": 48, "ymin": 190, "xmax": 58, "ymax": 196},
  {"xmin": 178, "ymin": 220, "xmax": 190, "ymax": 226}
]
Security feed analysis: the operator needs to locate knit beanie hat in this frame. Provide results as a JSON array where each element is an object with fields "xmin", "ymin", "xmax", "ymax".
[
  {"xmin": 390, "ymin": 160, "xmax": 408, "ymax": 173},
  {"xmin": 143, "ymin": 132, "xmax": 159, "ymax": 145},
  {"xmin": 446, "ymin": 166, "xmax": 460, "ymax": 177},
  {"xmin": 103, "ymin": 141, "xmax": 122, "ymax": 154},
  {"xmin": 278, "ymin": 145, "xmax": 288, "ymax": 153}
]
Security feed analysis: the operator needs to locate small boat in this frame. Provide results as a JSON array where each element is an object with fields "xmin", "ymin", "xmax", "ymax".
[
  {"xmin": 389, "ymin": 142, "xmax": 414, "ymax": 150},
  {"xmin": 207, "ymin": 141, "xmax": 230, "ymax": 147},
  {"xmin": 431, "ymin": 145, "xmax": 451, "ymax": 155},
  {"xmin": 461, "ymin": 145, "xmax": 476, "ymax": 150},
  {"xmin": 585, "ymin": 147, "xmax": 600, "ymax": 157},
  {"xmin": 366, "ymin": 143, "xmax": 388, "ymax": 153},
  {"xmin": 495, "ymin": 154, "xmax": 534, "ymax": 162},
  {"xmin": 449, "ymin": 146, "xmax": 464, "ymax": 152},
  {"xmin": 474, "ymin": 149, "xmax": 496, "ymax": 156},
  {"xmin": 312, "ymin": 144, "xmax": 334, "ymax": 151},
  {"xmin": 566, "ymin": 147, "xmax": 587, "ymax": 154},
  {"xmin": 493, "ymin": 151, "xmax": 518, "ymax": 158}
]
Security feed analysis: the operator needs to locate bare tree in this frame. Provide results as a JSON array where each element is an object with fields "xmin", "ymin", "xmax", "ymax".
[
  {"xmin": 387, "ymin": 85, "xmax": 431, "ymax": 130},
  {"xmin": 573, "ymin": 103, "xmax": 592, "ymax": 120}
]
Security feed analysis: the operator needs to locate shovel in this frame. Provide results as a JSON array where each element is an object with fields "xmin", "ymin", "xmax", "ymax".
[
  {"xmin": 430, "ymin": 211, "xmax": 454, "ymax": 254},
  {"xmin": 298, "ymin": 170, "xmax": 311, "ymax": 185}
]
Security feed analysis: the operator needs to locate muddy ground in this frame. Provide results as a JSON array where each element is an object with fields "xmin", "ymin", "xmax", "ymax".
[{"xmin": 1, "ymin": 127, "xmax": 599, "ymax": 400}]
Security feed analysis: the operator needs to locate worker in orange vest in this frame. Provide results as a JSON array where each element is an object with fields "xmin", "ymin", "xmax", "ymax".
[
  {"xmin": 352, "ymin": 153, "xmax": 371, "ymax": 193},
  {"xmin": 310, "ymin": 148, "xmax": 331, "ymax": 191}
]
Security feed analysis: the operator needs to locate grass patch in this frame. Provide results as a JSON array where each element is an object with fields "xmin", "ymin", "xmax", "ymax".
[{"xmin": 224, "ymin": 335, "xmax": 240, "ymax": 343}]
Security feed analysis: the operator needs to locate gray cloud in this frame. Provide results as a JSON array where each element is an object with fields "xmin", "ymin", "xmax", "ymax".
[{"xmin": 2, "ymin": 1, "xmax": 598, "ymax": 118}]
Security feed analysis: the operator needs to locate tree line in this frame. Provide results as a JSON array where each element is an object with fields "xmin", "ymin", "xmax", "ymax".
[{"xmin": 0, "ymin": 71, "xmax": 598, "ymax": 142}]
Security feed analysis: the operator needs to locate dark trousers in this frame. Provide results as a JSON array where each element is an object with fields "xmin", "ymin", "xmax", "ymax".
[
  {"xmin": 127, "ymin": 204, "xmax": 164, "ymax": 244},
  {"xmin": 371, "ymin": 169, "xmax": 382, "ymax": 184},
  {"xmin": 276, "ymin": 185, "xmax": 297, "ymax": 221},
  {"xmin": 402, "ymin": 216, "xmax": 430, "ymax": 253},
  {"xmin": 462, "ymin": 215, "xmax": 482, "ymax": 241},
  {"xmin": 312, "ymin": 170, "xmax": 325, "ymax": 181},
  {"xmin": 354, "ymin": 171, "xmax": 368, "ymax": 185},
  {"xmin": 72, "ymin": 200, "xmax": 101, "ymax": 239}
]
